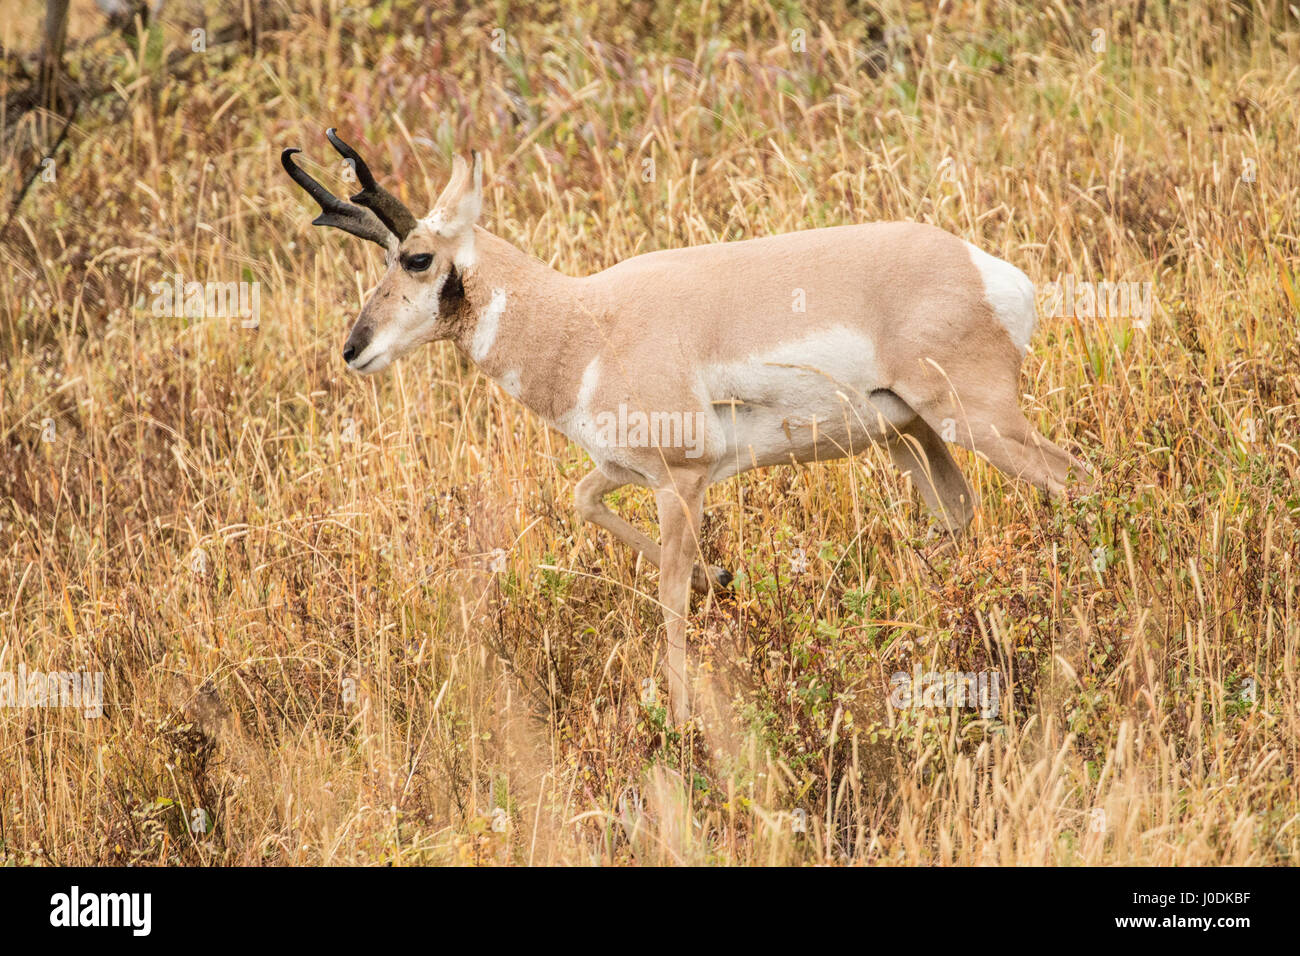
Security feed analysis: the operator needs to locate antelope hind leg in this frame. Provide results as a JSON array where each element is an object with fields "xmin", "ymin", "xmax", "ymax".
[{"xmin": 886, "ymin": 417, "xmax": 976, "ymax": 534}]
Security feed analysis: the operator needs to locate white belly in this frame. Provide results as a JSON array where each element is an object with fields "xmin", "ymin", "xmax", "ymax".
[{"xmin": 701, "ymin": 328, "xmax": 916, "ymax": 480}]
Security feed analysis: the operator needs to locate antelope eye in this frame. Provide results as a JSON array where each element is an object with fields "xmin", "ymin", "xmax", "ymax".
[{"xmin": 402, "ymin": 253, "xmax": 434, "ymax": 273}]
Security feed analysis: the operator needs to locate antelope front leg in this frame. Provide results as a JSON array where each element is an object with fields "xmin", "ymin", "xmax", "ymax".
[
  {"xmin": 654, "ymin": 474, "xmax": 709, "ymax": 725},
  {"xmin": 576, "ymin": 469, "xmax": 730, "ymax": 594}
]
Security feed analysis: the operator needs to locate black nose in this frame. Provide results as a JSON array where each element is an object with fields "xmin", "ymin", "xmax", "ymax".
[{"xmin": 342, "ymin": 344, "xmax": 357, "ymax": 363}]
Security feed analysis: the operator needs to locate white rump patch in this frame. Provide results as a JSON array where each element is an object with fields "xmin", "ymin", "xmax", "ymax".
[
  {"xmin": 964, "ymin": 242, "xmax": 1037, "ymax": 353},
  {"xmin": 470, "ymin": 288, "xmax": 507, "ymax": 363}
]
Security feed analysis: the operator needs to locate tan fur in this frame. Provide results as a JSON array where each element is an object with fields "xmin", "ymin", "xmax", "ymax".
[{"xmin": 328, "ymin": 154, "xmax": 1090, "ymax": 724}]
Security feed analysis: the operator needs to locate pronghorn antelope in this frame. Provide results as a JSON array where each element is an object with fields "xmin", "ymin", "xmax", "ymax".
[{"xmin": 283, "ymin": 130, "xmax": 1089, "ymax": 723}]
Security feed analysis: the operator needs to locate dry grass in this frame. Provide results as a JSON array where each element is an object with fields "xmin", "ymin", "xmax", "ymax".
[{"xmin": 1, "ymin": 0, "xmax": 1298, "ymax": 865}]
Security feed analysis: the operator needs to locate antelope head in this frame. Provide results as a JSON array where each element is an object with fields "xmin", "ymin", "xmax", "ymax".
[{"xmin": 282, "ymin": 130, "xmax": 482, "ymax": 374}]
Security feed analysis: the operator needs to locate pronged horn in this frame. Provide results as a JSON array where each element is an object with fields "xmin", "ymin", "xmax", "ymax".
[
  {"xmin": 325, "ymin": 128, "xmax": 418, "ymax": 240},
  {"xmin": 281, "ymin": 147, "xmax": 393, "ymax": 248}
]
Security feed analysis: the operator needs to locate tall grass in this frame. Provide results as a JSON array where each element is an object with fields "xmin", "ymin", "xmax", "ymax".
[{"xmin": 1, "ymin": 0, "xmax": 1297, "ymax": 865}]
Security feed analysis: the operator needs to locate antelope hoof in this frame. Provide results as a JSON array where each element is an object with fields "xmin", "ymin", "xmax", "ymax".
[{"xmin": 693, "ymin": 564, "xmax": 733, "ymax": 593}]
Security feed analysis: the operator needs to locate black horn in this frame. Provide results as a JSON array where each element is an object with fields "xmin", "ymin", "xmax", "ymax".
[
  {"xmin": 281, "ymin": 147, "xmax": 393, "ymax": 248},
  {"xmin": 325, "ymin": 128, "xmax": 418, "ymax": 240}
]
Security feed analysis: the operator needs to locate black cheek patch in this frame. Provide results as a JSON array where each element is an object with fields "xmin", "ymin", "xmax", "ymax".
[{"xmin": 438, "ymin": 265, "xmax": 464, "ymax": 316}]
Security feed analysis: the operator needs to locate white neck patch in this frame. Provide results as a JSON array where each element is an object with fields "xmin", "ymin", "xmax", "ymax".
[
  {"xmin": 469, "ymin": 288, "xmax": 508, "ymax": 363},
  {"xmin": 452, "ymin": 231, "xmax": 477, "ymax": 271},
  {"xmin": 499, "ymin": 369, "xmax": 522, "ymax": 398}
]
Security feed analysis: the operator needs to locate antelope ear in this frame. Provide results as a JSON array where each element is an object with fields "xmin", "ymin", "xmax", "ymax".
[{"xmin": 429, "ymin": 151, "xmax": 482, "ymax": 239}]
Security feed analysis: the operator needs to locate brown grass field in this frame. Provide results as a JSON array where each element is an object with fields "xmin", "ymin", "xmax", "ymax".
[{"xmin": 1, "ymin": 0, "xmax": 1298, "ymax": 866}]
